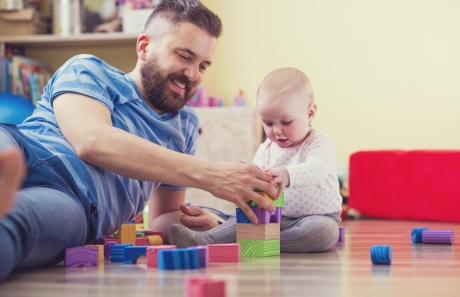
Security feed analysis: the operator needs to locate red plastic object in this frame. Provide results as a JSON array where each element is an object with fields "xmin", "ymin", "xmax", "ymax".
[{"xmin": 349, "ymin": 150, "xmax": 460, "ymax": 223}]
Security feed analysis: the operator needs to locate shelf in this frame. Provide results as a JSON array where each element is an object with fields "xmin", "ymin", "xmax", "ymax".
[{"xmin": 0, "ymin": 32, "xmax": 139, "ymax": 48}]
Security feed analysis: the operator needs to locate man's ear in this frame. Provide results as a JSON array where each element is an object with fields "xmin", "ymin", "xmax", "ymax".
[{"xmin": 136, "ymin": 34, "xmax": 150, "ymax": 60}]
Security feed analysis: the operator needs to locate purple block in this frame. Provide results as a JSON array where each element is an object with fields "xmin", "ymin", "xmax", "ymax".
[
  {"xmin": 190, "ymin": 246, "xmax": 209, "ymax": 267},
  {"xmin": 338, "ymin": 226, "xmax": 345, "ymax": 242},
  {"xmin": 104, "ymin": 242, "xmax": 117, "ymax": 259},
  {"xmin": 65, "ymin": 247, "xmax": 98, "ymax": 267},
  {"xmin": 252, "ymin": 207, "xmax": 281, "ymax": 224},
  {"xmin": 422, "ymin": 230, "xmax": 454, "ymax": 245}
]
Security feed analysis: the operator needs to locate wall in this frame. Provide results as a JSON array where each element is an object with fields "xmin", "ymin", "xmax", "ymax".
[{"xmin": 201, "ymin": 0, "xmax": 460, "ymax": 166}]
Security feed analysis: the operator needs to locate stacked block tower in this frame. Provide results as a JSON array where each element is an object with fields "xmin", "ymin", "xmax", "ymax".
[{"xmin": 236, "ymin": 191, "xmax": 284, "ymax": 257}]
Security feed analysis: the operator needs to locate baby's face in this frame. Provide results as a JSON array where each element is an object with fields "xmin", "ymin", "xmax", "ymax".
[{"xmin": 257, "ymin": 92, "xmax": 313, "ymax": 148}]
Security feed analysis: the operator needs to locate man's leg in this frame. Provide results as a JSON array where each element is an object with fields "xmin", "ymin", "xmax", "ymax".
[{"xmin": 0, "ymin": 187, "xmax": 87, "ymax": 282}]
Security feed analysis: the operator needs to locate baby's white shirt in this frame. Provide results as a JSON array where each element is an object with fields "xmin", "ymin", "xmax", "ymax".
[{"xmin": 253, "ymin": 130, "xmax": 342, "ymax": 218}]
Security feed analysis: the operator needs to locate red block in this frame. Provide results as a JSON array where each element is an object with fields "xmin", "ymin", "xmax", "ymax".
[{"xmin": 349, "ymin": 150, "xmax": 460, "ymax": 223}]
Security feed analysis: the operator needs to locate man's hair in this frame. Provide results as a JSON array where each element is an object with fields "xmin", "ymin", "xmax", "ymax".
[{"xmin": 143, "ymin": 0, "xmax": 222, "ymax": 38}]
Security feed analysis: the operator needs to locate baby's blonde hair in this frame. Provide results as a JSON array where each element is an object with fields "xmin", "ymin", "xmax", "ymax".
[{"xmin": 257, "ymin": 67, "xmax": 315, "ymax": 105}]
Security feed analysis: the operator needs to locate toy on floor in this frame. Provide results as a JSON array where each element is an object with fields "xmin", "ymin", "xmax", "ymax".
[
  {"xmin": 237, "ymin": 190, "xmax": 283, "ymax": 257},
  {"xmin": 411, "ymin": 227, "xmax": 454, "ymax": 245},
  {"xmin": 370, "ymin": 245, "xmax": 392, "ymax": 265}
]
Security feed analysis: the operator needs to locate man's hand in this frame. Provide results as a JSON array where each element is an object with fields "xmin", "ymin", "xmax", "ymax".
[
  {"xmin": 203, "ymin": 161, "xmax": 279, "ymax": 224},
  {"xmin": 179, "ymin": 204, "xmax": 219, "ymax": 231}
]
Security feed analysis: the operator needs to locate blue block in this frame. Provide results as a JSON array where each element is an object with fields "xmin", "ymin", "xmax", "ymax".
[
  {"xmin": 110, "ymin": 244, "xmax": 133, "ymax": 262},
  {"xmin": 124, "ymin": 246, "xmax": 148, "ymax": 264},
  {"xmin": 236, "ymin": 208, "xmax": 251, "ymax": 224},
  {"xmin": 157, "ymin": 248, "xmax": 199, "ymax": 270}
]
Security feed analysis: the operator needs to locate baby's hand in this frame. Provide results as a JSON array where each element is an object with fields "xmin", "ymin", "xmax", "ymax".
[{"xmin": 264, "ymin": 167, "xmax": 290, "ymax": 196}]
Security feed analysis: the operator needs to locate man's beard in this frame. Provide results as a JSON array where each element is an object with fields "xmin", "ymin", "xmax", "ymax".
[{"xmin": 140, "ymin": 57, "xmax": 195, "ymax": 113}]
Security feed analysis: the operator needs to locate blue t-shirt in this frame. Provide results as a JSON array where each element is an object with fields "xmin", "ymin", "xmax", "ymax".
[{"xmin": 18, "ymin": 54, "xmax": 199, "ymax": 239}]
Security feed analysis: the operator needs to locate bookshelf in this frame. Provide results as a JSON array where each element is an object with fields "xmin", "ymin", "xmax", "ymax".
[{"xmin": 0, "ymin": 33, "xmax": 139, "ymax": 72}]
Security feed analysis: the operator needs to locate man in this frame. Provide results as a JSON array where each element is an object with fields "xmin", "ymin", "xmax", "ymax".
[{"xmin": 0, "ymin": 0, "xmax": 277, "ymax": 282}]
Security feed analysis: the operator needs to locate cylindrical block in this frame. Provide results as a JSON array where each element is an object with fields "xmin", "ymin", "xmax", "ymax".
[
  {"xmin": 421, "ymin": 230, "xmax": 454, "ymax": 245},
  {"xmin": 411, "ymin": 227, "xmax": 429, "ymax": 243},
  {"xmin": 371, "ymin": 245, "xmax": 392, "ymax": 265}
]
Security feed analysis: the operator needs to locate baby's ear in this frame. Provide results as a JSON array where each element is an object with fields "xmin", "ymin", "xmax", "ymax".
[{"xmin": 308, "ymin": 103, "xmax": 317, "ymax": 119}]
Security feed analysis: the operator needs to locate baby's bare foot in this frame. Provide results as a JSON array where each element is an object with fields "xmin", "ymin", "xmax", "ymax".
[{"xmin": 0, "ymin": 147, "xmax": 25, "ymax": 217}]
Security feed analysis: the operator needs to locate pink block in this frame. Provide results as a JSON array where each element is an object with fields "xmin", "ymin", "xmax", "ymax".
[
  {"xmin": 207, "ymin": 243, "xmax": 240, "ymax": 262},
  {"xmin": 146, "ymin": 245, "xmax": 177, "ymax": 267},
  {"xmin": 185, "ymin": 276, "xmax": 226, "ymax": 297},
  {"xmin": 135, "ymin": 237, "xmax": 150, "ymax": 246}
]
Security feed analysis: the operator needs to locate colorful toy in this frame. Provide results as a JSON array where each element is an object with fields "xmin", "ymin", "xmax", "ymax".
[
  {"xmin": 65, "ymin": 247, "xmax": 98, "ymax": 267},
  {"xmin": 370, "ymin": 245, "xmax": 392, "ymax": 265}
]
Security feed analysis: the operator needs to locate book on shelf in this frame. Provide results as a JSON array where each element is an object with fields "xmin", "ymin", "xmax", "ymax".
[{"xmin": 0, "ymin": 55, "xmax": 52, "ymax": 105}]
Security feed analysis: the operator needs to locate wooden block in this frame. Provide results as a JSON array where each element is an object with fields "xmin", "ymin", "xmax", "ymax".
[
  {"xmin": 253, "ymin": 207, "xmax": 281, "ymax": 224},
  {"xmin": 207, "ymin": 243, "xmax": 240, "ymax": 262},
  {"xmin": 85, "ymin": 244, "xmax": 104, "ymax": 262},
  {"xmin": 146, "ymin": 245, "xmax": 177, "ymax": 268},
  {"xmin": 251, "ymin": 191, "xmax": 285, "ymax": 208},
  {"xmin": 146, "ymin": 235, "xmax": 163, "ymax": 246},
  {"xmin": 157, "ymin": 248, "xmax": 199, "ymax": 270},
  {"xmin": 190, "ymin": 246, "xmax": 209, "ymax": 268},
  {"xmin": 65, "ymin": 247, "xmax": 98, "ymax": 267},
  {"xmin": 124, "ymin": 246, "xmax": 148, "ymax": 264},
  {"xmin": 185, "ymin": 276, "xmax": 226, "ymax": 297},
  {"xmin": 110, "ymin": 244, "xmax": 133, "ymax": 262},
  {"xmin": 236, "ymin": 223, "xmax": 280, "ymax": 240},
  {"xmin": 135, "ymin": 237, "xmax": 150, "ymax": 246},
  {"xmin": 237, "ymin": 239, "xmax": 280, "ymax": 257},
  {"xmin": 120, "ymin": 224, "xmax": 136, "ymax": 245},
  {"xmin": 236, "ymin": 208, "xmax": 251, "ymax": 224}
]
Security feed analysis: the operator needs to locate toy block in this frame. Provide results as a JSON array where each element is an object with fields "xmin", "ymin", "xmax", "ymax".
[
  {"xmin": 185, "ymin": 276, "xmax": 226, "ymax": 297},
  {"xmin": 146, "ymin": 245, "xmax": 177, "ymax": 268},
  {"xmin": 253, "ymin": 207, "xmax": 281, "ymax": 224},
  {"xmin": 252, "ymin": 191, "xmax": 284, "ymax": 207},
  {"xmin": 157, "ymin": 248, "xmax": 199, "ymax": 270},
  {"xmin": 236, "ymin": 208, "xmax": 251, "ymax": 224},
  {"xmin": 135, "ymin": 232, "xmax": 146, "ymax": 237},
  {"xmin": 370, "ymin": 245, "xmax": 392, "ymax": 265},
  {"xmin": 104, "ymin": 242, "xmax": 117, "ymax": 260},
  {"xmin": 135, "ymin": 237, "xmax": 150, "ymax": 246},
  {"xmin": 124, "ymin": 246, "xmax": 148, "ymax": 264},
  {"xmin": 110, "ymin": 244, "xmax": 133, "ymax": 262},
  {"xmin": 236, "ymin": 207, "xmax": 281, "ymax": 224},
  {"xmin": 190, "ymin": 246, "xmax": 209, "ymax": 267},
  {"xmin": 236, "ymin": 223, "xmax": 280, "ymax": 240},
  {"xmin": 237, "ymin": 239, "xmax": 280, "ymax": 257},
  {"xmin": 85, "ymin": 245, "xmax": 104, "ymax": 262},
  {"xmin": 207, "ymin": 243, "xmax": 241, "ymax": 262},
  {"xmin": 104, "ymin": 238, "xmax": 120, "ymax": 244},
  {"xmin": 65, "ymin": 247, "xmax": 98, "ymax": 267},
  {"xmin": 146, "ymin": 235, "xmax": 163, "ymax": 246},
  {"xmin": 120, "ymin": 224, "xmax": 136, "ymax": 245},
  {"xmin": 142, "ymin": 230, "xmax": 164, "ymax": 242}
]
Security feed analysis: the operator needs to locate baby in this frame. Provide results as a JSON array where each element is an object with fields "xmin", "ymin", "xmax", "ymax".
[{"xmin": 170, "ymin": 67, "xmax": 342, "ymax": 252}]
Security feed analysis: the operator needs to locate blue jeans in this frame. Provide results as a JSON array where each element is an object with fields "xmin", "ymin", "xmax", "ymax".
[{"xmin": 0, "ymin": 125, "xmax": 89, "ymax": 281}]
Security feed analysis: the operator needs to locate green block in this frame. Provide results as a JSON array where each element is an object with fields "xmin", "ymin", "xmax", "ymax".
[
  {"xmin": 237, "ymin": 239, "xmax": 280, "ymax": 257},
  {"xmin": 250, "ymin": 191, "xmax": 284, "ymax": 207},
  {"xmin": 273, "ymin": 191, "xmax": 284, "ymax": 207}
]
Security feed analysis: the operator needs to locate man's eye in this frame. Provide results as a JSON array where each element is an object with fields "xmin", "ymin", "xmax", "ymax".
[
  {"xmin": 179, "ymin": 54, "xmax": 190, "ymax": 61},
  {"xmin": 200, "ymin": 65, "xmax": 207, "ymax": 71}
]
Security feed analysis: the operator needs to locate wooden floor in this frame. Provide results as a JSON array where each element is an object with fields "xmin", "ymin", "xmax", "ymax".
[{"xmin": 1, "ymin": 219, "xmax": 460, "ymax": 297}]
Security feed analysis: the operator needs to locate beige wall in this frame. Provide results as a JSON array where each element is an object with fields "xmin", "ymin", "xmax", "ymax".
[{"xmin": 201, "ymin": 0, "xmax": 460, "ymax": 166}]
